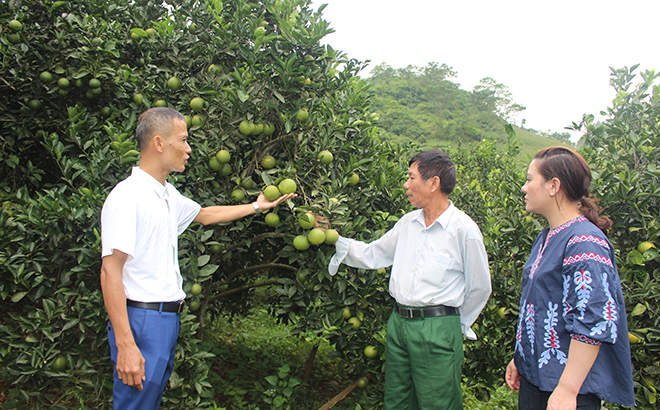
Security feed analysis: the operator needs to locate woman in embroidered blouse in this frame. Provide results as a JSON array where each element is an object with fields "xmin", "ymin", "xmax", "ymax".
[{"xmin": 505, "ymin": 147, "xmax": 634, "ymax": 410}]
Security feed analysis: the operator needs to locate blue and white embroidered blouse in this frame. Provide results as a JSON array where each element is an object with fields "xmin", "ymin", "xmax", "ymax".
[{"xmin": 514, "ymin": 216, "xmax": 635, "ymax": 406}]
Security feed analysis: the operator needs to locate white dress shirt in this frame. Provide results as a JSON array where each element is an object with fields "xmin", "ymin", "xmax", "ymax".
[
  {"xmin": 329, "ymin": 202, "xmax": 491, "ymax": 340},
  {"xmin": 101, "ymin": 167, "xmax": 201, "ymax": 302}
]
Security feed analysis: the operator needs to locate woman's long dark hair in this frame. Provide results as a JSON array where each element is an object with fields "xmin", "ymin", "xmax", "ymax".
[{"xmin": 533, "ymin": 146, "xmax": 612, "ymax": 233}]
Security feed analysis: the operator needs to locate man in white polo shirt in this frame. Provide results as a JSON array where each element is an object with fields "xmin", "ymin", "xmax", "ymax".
[{"xmin": 100, "ymin": 107, "xmax": 295, "ymax": 410}]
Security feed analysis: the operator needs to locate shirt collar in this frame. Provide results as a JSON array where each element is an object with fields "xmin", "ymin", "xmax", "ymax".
[
  {"xmin": 415, "ymin": 200, "xmax": 456, "ymax": 230},
  {"xmin": 131, "ymin": 167, "xmax": 169, "ymax": 199}
]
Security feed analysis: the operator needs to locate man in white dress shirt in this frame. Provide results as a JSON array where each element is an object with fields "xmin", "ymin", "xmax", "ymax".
[
  {"xmin": 100, "ymin": 107, "xmax": 294, "ymax": 409},
  {"xmin": 328, "ymin": 150, "xmax": 491, "ymax": 409}
]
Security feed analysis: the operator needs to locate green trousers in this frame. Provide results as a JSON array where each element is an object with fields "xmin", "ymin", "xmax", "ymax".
[{"xmin": 384, "ymin": 310, "xmax": 464, "ymax": 410}]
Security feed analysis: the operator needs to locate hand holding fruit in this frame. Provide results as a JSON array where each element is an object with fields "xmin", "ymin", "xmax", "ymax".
[{"xmin": 255, "ymin": 191, "xmax": 296, "ymax": 211}]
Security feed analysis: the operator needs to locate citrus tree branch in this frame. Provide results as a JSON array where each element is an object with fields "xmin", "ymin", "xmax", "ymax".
[
  {"xmin": 213, "ymin": 262, "xmax": 296, "ymax": 290},
  {"xmin": 208, "ymin": 279, "xmax": 281, "ymax": 303},
  {"xmin": 223, "ymin": 231, "xmax": 291, "ymax": 255}
]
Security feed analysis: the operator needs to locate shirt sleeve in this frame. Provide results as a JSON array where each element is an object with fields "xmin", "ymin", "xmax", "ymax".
[
  {"xmin": 101, "ymin": 188, "xmax": 137, "ymax": 259},
  {"xmin": 561, "ymin": 234, "xmax": 622, "ymax": 344},
  {"xmin": 327, "ymin": 224, "xmax": 399, "ymax": 276},
  {"xmin": 174, "ymin": 192, "xmax": 201, "ymax": 236},
  {"xmin": 458, "ymin": 235, "xmax": 491, "ymax": 340}
]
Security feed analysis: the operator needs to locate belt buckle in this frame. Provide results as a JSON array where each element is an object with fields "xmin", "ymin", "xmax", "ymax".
[
  {"xmin": 399, "ymin": 307, "xmax": 414, "ymax": 318},
  {"xmin": 177, "ymin": 301, "xmax": 184, "ymax": 314}
]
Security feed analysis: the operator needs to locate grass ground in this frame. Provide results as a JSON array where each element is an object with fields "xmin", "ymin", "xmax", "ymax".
[{"xmin": 205, "ymin": 308, "xmax": 519, "ymax": 409}]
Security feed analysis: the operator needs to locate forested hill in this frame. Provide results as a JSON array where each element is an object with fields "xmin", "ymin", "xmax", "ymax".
[{"xmin": 365, "ymin": 62, "xmax": 570, "ymax": 152}]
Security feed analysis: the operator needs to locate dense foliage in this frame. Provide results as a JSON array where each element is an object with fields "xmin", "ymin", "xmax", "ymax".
[
  {"xmin": 0, "ymin": 0, "xmax": 404, "ymax": 407},
  {"xmin": 0, "ymin": 0, "xmax": 657, "ymax": 408},
  {"xmin": 365, "ymin": 63, "xmax": 523, "ymax": 146},
  {"xmin": 574, "ymin": 65, "xmax": 660, "ymax": 407}
]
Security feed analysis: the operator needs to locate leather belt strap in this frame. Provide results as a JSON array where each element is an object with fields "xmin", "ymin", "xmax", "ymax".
[
  {"xmin": 396, "ymin": 304, "xmax": 457, "ymax": 319},
  {"xmin": 126, "ymin": 299, "xmax": 184, "ymax": 314}
]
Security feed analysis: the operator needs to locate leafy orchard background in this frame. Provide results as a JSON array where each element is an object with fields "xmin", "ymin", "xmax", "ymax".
[{"xmin": 0, "ymin": 0, "xmax": 658, "ymax": 408}]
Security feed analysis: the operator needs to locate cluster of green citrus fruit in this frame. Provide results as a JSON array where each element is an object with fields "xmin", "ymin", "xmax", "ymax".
[
  {"xmin": 292, "ymin": 213, "xmax": 339, "ymax": 251},
  {"xmin": 239, "ymin": 120, "xmax": 275, "ymax": 136},
  {"xmin": 209, "ymin": 149, "xmax": 231, "ymax": 176},
  {"xmin": 6, "ymin": 19, "xmax": 22, "ymax": 43}
]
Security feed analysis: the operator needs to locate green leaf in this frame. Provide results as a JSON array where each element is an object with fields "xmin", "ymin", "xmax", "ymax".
[
  {"xmin": 11, "ymin": 291, "xmax": 28, "ymax": 303},
  {"xmin": 632, "ymin": 303, "xmax": 647, "ymax": 316},
  {"xmin": 197, "ymin": 255, "xmax": 210, "ymax": 267},
  {"xmin": 264, "ymin": 375, "xmax": 278, "ymax": 386}
]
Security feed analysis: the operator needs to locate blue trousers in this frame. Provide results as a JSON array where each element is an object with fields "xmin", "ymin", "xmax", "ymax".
[{"xmin": 108, "ymin": 306, "xmax": 180, "ymax": 410}]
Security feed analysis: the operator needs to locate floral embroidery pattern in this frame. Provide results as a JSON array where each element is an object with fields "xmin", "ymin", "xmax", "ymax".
[
  {"xmin": 515, "ymin": 298, "xmax": 526, "ymax": 360},
  {"xmin": 525, "ymin": 302, "xmax": 536, "ymax": 355},
  {"xmin": 590, "ymin": 272, "xmax": 618, "ymax": 343},
  {"xmin": 528, "ymin": 241, "xmax": 545, "ymax": 280},
  {"xmin": 573, "ymin": 269, "xmax": 592, "ymax": 320},
  {"xmin": 562, "ymin": 274, "xmax": 572, "ymax": 317},
  {"xmin": 538, "ymin": 302, "xmax": 567, "ymax": 368},
  {"xmin": 563, "ymin": 252, "xmax": 613, "ymax": 268},
  {"xmin": 571, "ymin": 333, "xmax": 602, "ymax": 346},
  {"xmin": 529, "ymin": 217, "xmax": 587, "ymax": 279},
  {"xmin": 567, "ymin": 234, "xmax": 610, "ymax": 250}
]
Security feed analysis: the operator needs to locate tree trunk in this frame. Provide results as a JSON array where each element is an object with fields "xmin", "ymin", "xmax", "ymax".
[{"xmin": 303, "ymin": 343, "xmax": 319, "ymax": 382}]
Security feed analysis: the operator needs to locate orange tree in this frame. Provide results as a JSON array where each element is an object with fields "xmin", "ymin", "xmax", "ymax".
[
  {"xmin": 574, "ymin": 65, "xmax": 660, "ymax": 408},
  {"xmin": 0, "ymin": 0, "xmax": 412, "ymax": 407}
]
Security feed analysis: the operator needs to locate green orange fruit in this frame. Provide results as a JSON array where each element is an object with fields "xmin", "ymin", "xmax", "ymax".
[
  {"xmin": 219, "ymin": 163, "xmax": 232, "ymax": 176},
  {"xmin": 307, "ymin": 228, "xmax": 326, "ymax": 245},
  {"xmin": 348, "ymin": 317, "xmax": 361, "ymax": 329},
  {"xmin": 278, "ymin": 178, "xmax": 296, "ymax": 194},
  {"xmin": 324, "ymin": 229, "xmax": 339, "ymax": 244},
  {"xmin": 8, "ymin": 20, "xmax": 23, "ymax": 32},
  {"xmin": 40, "ymin": 71, "xmax": 53, "ymax": 83},
  {"xmin": 231, "ymin": 189, "xmax": 245, "ymax": 202},
  {"xmin": 89, "ymin": 78, "xmax": 101, "ymax": 89},
  {"xmin": 133, "ymin": 93, "xmax": 144, "ymax": 105},
  {"xmin": 298, "ymin": 213, "xmax": 315, "ymax": 229},
  {"xmin": 216, "ymin": 149, "xmax": 230, "ymax": 163},
  {"xmin": 167, "ymin": 77, "xmax": 182, "ymax": 91},
  {"xmin": 318, "ymin": 150, "xmax": 333, "ymax": 164},
  {"xmin": 263, "ymin": 185, "xmax": 280, "ymax": 201},
  {"xmin": 364, "ymin": 346, "xmax": 378, "ymax": 359},
  {"xmin": 296, "ymin": 109, "xmax": 309, "ymax": 121},
  {"xmin": 57, "ymin": 78, "xmax": 70, "ymax": 89},
  {"xmin": 190, "ymin": 97, "xmax": 205, "ymax": 111},
  {"xmin": 265, "ymin": 213, "xmax": 280, "ymax": 227},
  {"xmin": 342, "ymin": 307, "xmax": 351, "ymax": 319},
  {"xmin": 293, "ymin": 235, "xmax": 310, "ymax": 251},
  {"xmin": 260, "ymin": 155, "xmax": 276, "ymax": 169}
]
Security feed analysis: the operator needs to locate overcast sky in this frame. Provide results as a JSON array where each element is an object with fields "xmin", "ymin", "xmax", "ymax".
[{"xmin": 311, "ymin": 0, "xmax": 660, "ymax": 140}]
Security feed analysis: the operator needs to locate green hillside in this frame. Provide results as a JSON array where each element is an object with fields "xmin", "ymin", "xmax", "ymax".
[
  {"xmin": 365, "ymin": 62, "xmax": 574, "ymax": 158},
  {"xmin": 511, "ymin": 126, "xmax": 574, "ymax": 161}
]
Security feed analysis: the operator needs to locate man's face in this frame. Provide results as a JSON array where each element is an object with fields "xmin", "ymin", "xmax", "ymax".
[
  {"xmin": 161, "ymin": 119, "xmax": 191, "ymax": 173},
  {"xmin": 403, "ymin": 162, "xmax": 435, "ymax": 208}
]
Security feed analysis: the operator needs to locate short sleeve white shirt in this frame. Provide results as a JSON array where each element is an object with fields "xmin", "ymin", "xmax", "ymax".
[{"xmin": 101, "ymin": 167, "xmax": 201, "ymax": 302}]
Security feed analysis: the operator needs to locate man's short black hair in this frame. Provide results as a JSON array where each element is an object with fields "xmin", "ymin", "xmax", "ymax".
[
  {"xmin": 136, "ymin": 107, "xmax": 186, "ymax": 151},
  {"xmin": 409, "ymin": 150, "xmax": 456, "ymax": 195}
]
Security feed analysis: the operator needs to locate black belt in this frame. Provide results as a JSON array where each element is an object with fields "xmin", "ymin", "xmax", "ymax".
[
  {"xmin": 396, "ymin": 304, "xmax": 457, "ymax": 319},
  {"xmin": 126, "ymin": 299, "xmax": 184, "ymax": 313}
]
